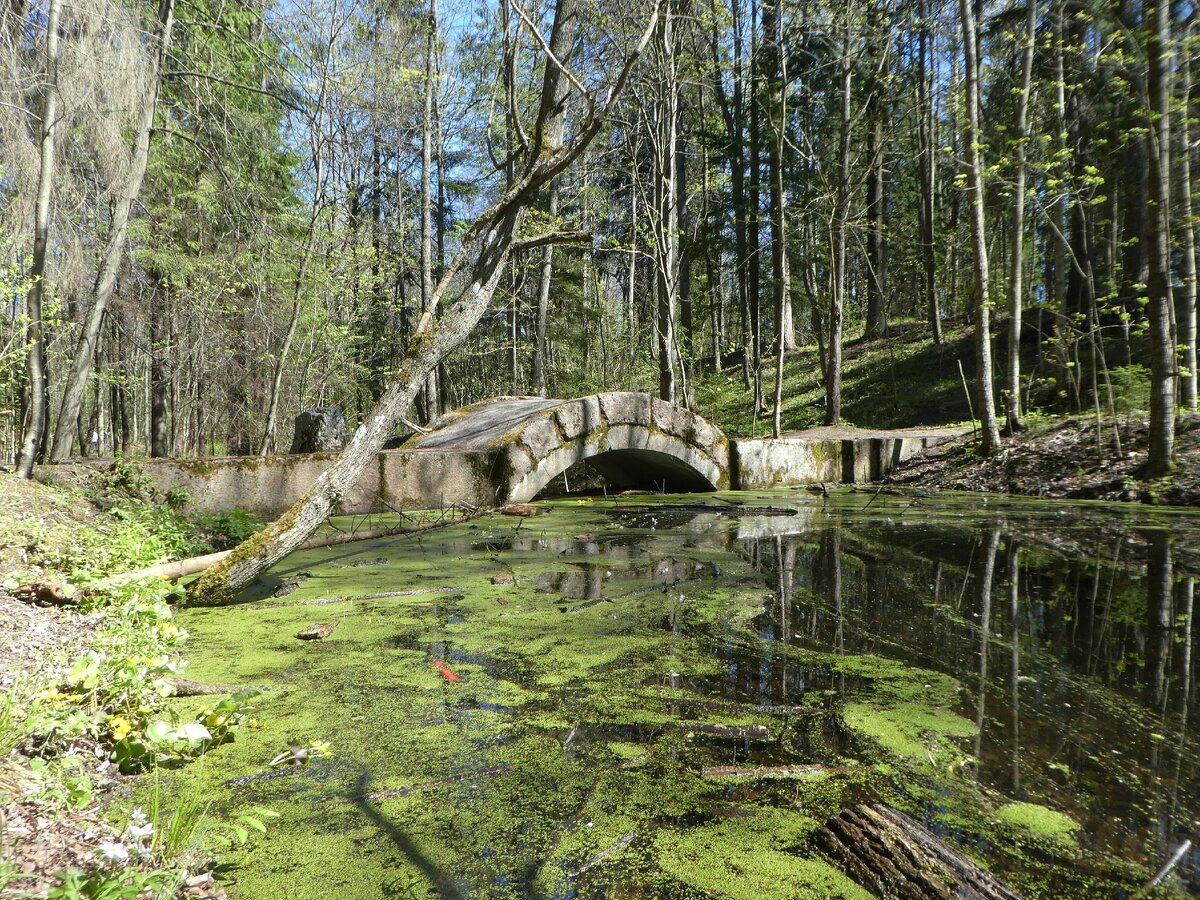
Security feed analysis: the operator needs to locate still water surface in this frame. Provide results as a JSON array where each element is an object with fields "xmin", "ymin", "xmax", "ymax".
[{"xmin": 177, "ymin": 490, "xmax": 1200, "ymax": 898}]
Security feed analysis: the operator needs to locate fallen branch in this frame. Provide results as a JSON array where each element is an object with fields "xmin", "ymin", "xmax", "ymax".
[
  {"xmin": 661, "ymin": 722, "xmax": 771, "ymax": 741},
  {"xmin": 649, "ymin": 695, "xmax": 826, "ymax": 718},
  {"xmin": 700, "ymin": 764, "xmax": 856, "ymax": 779},
  {"xmin": 111, "ymin": 510, "xmax": 483, "ymax": 582},
  {"xmin": 567, "ymin": 833, "xmax": 636, "ymax": 880}
]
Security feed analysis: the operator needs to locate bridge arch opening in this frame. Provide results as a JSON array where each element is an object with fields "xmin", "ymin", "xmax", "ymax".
[{"xmin": 527, "ymin": 447, "xmax": 719, "ymax": 501}]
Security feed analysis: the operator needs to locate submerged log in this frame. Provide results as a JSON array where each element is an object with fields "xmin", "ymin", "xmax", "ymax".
[
  {"xmin": 815, "ymin": 804, "xmax": 1023, "ymax": 900},
  {"xmin": 701, "ymin": 764, "xmax": 856, "ymax": 780},
  {"xmin": 296, "ymin": 621, "xmax": 337, "ymax": 641},
  {"xmin": 168, "ymin": 676, "xmax": 253, "ymax": 697},
  {"xmin": 501, "ymin": 503, "xmax": 543, "ymax": 516},
  {"xmin": 662, "ymin": 722, "xmax": 771, "ymax": 741}
]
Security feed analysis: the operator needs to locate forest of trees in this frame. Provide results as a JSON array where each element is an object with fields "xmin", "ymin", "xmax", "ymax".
[{"xmin": 3, "ymin": 0, "xmax": 1197, "ymax": 477}]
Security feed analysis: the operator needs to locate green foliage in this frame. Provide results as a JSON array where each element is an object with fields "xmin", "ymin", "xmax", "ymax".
[
  {"xmin": 45, "ymin": 868, "xmax": 177, "ymax": 900},
  {"xmin": 191, "ymin": 508, "xmax": 265, "ymax": 551},
  {"xmin": 1106, "ymin": 364, "xmax": 1152, "ymax": 413}
]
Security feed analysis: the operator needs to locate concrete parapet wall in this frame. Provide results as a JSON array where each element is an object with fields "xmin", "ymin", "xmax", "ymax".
[
  {"xmin": 47, "ymin": 404, "xmax": 963, "ymax": 515},
  {"xmin": 732, "ymin": 430, "xmax": 959, "ymax": 490},
  {"xmin": 62, "ymin": 449, "xmax": 498, "ymax": 518}
]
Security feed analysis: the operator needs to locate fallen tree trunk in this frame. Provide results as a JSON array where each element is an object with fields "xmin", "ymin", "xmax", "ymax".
[
  {"xmin": 814, "ymin": 804, "xmax": 1023, "ymax": 900},
  {"xmin": 115, "ymin": 512, "xmax": 481, "ymax": 583}
]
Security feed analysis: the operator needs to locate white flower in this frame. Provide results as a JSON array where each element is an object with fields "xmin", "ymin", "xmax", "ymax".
[
  {"xmin": 129, "ymin": 807, "xmax": 148, "ymax": 826},
  {"xmin": 98, "ymin": 841, "xmax": 129, "ymax": 865},
  {"xmin": 128, "ymin": 821, "xmax": 154, "ymax": 839}
]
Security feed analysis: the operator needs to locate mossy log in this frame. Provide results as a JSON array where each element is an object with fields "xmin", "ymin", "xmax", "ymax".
[{"xmin": 814, "ymin": 804, "xmax": 1022, "ymax": 900}]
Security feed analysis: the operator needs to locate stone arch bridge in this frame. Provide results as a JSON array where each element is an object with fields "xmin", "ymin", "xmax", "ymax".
[{"xmin": 81, "ymin": 392, "xmax": 963, "ymax": 516}]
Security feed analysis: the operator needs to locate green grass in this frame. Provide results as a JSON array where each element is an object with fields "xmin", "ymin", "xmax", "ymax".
[{"xmin": 691, "ymin": 322, "xmax": 979, "ymax": 436}]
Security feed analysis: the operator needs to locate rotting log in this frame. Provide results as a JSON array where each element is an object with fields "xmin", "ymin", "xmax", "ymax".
[{"xmin": 815, "ymin": 804, "xmax": 1023, "ymax": 900}]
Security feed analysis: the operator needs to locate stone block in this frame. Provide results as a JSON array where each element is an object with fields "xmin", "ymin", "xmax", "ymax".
[
  {"xmin": 600, "ymin": 392, "xmax": 651, "ymax": 426},
  {"xmin": 554, "ymin": 403, "xmax": 584, "ymax": 440},
  {"xmin": 519, "ymin": 416, "xmax": 561, "ymax": 459},
  {"xmin": 290, "ymin": 406, "xmax": 348, "ymax": 453}
]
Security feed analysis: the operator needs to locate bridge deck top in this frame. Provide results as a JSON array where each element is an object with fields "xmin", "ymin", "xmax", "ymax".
[{"xmin": 408, "ymin": 397, "xmax": 565, "ymax": 450}]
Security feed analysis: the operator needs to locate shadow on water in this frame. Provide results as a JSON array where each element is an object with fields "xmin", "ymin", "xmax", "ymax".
[{"xmin": 351, "ymin": 770, "xmax": 467, "ymax": 900}]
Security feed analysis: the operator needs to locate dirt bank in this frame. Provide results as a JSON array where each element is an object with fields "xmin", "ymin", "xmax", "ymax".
[{"xmin": 887, "ymin": 413, "xmax": 1200, "ymax": 505}]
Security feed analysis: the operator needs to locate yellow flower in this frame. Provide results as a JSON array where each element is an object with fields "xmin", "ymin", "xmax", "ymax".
[
  {"xmin": 109, "ymin": 715, "xmax": 133, "ymax": 741},
  {"xmin": 204, "ymin": 712, "xmax": 228, "ymax": 729},
  {"xmin": 308, "ymin": 740, "xmax": 332, "ymax": 758}
]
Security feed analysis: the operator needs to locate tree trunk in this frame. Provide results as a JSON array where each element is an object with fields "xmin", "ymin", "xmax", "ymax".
[
  {"xmin": 530, "ymin": 0, "xmax": 576, "ymax": 397},
  {"xmin": 1146, "ymin": 0, "xmax": 1176, "ymax": 475},
  {"xmin": 48, "ymin": 0, "xmax": 176, "ymax": 463},
  {"xmin": 957, "ymin": 0, "xmax": 1001, "ymax": 454},
  {"xmin": 14, "ymin": 0, "xmax": 60, "ymax": 478},
  {"xmin": 918, "ymin": 5, "xmax": 940, "ymax": 344},
  {"xmin": 825, "ymin": 21, "xmax": 851, "ymax": 425},
  {"xmin": 654, "ymin": 2, "xmax": 679, "ymax": 404},
  {"xmin": 1005, "ymin": 0, "xmax": 1036, "ymax": 433},
  {"xmin": 747, "ymin": 3, "xmax": 763, "ymax": 412},
  {"xmin": 764, "ymin": 0, "xmax": 788, "ymax": 436},
  {"xmin": 186, "ymin": 0, "xmax": 660, "ymax": 605},
  {"xmin": 1179, "ymin": 34, "xmax": 1198, "ymax": 412},
  {"xmin": 420, "ymin": 0, "xmax": 439, "ymax": 421},
  {"xmin": 865, "ymin": 49, "xmax": 887, "ymax": 340}
]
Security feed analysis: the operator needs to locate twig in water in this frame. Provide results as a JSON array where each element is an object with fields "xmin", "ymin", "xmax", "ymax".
[
  {"xmin": 1139, "ymin": 839, "xmax": 1192, "ymax": 895},
  {"xmin": 567, "ymin": 833, "xmax": 636, "ymax": 880}
]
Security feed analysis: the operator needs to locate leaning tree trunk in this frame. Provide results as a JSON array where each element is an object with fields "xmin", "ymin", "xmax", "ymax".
[
  {"xmin": 958, "ymin": 0, "xmax": 1001, "ymax": 454},
  {"xmin": 48, "ymin": 0, "xmax": 175, "ymax": 463},
  {"xmin": 186, "ymin": 0, "xmax": 661, "ymax": 606},
  {"xmin": 14, "ymin": 0, "xmax": 60, "ymax": 478}
]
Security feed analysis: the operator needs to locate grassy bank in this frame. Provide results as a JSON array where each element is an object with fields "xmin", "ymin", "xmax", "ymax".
[{"xmin": 0, "ymin": 470, "xmax": 262, "ymax": 897}]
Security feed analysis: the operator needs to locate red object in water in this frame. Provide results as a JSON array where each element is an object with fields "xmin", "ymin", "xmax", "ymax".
[{"xmin": 434, "ymin": 660, "xmax": 463, "ymax": 683}]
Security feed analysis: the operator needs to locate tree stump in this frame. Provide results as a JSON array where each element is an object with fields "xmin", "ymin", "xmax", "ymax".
[
  {"xmin": 289, "ymin": 406, "xmax": 348, "ymax": 453},
  {"xmin": 814, "ymin": 804, "xmax": 1023, "ymax": 900}
]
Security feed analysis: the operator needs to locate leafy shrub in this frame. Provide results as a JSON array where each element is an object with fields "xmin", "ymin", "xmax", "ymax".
[
  {"xmin": 1105, "ymin": 364, "xmax": 1151, "ymax": 413},
  {"xmin": 191, "ymin": 508, "xmax": 264, "ymax": 551}
]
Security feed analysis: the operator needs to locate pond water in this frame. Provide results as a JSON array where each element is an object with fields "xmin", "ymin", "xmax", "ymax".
[{"xmin": 172, "ymin": 490, "xmax": 1200, "ymax": 898}]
